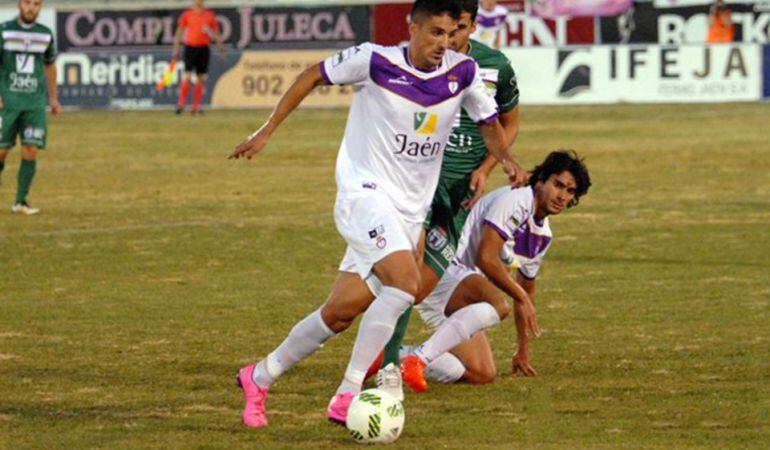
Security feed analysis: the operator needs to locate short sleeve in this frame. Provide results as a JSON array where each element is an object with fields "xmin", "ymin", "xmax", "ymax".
[
  {"xmin": 178, "ymin": 11, "xmax": 189, "ymax": 28},
  {"xmin": 461, "ymin": 63, "xmax": 499, "ymax": 125},
  {"xmin": 44, "ymin": 34, "xmax": 56, "ymax": 64},
  {"xmin": 496, "ymin": 56, "xmax": 519, "ymax": 113},
  {"xmin": 482, "ymin": 191, "xmax": 527, "ymax": 241},
  {"xmin": 321, "ymin": 43, "xmax": 373, "ymax": 85}
]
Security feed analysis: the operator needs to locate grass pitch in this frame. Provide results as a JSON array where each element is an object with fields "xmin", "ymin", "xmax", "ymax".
[{"xmin": 0, "ymin": 104, "xmax": 768, "ymax": 448}]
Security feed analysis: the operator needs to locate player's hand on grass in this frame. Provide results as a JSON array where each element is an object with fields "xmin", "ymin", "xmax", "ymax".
[
  {"xmin": 512, "ymin": 348, "xmax": 538, "ymax": 377},
  {"xmin": 50, "ymin": 99, "xmax": 62, "ymax": 116},
  {"xmin": 502, "ymin": 159, "xmax": 528, "ymax": 188},
  {"xmin": 463, "ymin": 168, "xmax": 488, "ymax": 210},
  {"xmin": 229, "ymin": 127, "xmax": 270, "ymax": 159}
]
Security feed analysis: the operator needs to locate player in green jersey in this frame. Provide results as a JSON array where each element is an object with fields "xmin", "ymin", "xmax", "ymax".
[
  {"xmin": 0, "ymin": 0, "xmax": 60, "ymax": 215},
  {"xmin": 371, "ymin": 0, "xmax": 522, "ymax": 397}
]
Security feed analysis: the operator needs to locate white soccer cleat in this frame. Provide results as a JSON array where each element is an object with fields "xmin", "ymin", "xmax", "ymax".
[
  {"xmin": 375, "ymin": 362, "xmax": 404, "ymax": 402},
  {"xmin": 11, "ymin": 202, "xmax": 40, "ymax": 215}
]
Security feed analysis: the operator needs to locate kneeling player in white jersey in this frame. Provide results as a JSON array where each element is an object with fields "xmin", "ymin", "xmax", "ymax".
[
  {"xmin": 228, "ymin": 0, "xmax": 530, "ymax": 428},
  {"xmin": 400, "ymin": 150, "xmax": 592, "ymax": 392}
]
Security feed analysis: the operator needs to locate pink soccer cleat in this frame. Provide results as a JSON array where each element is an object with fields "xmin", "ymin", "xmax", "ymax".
[
  {"xmin": 236, "ymin": 364, "xmax": 269, "ymax": 428},
  {"xmin": 326, "ymin": 391, "xmax": 355, "ymax": 426}
]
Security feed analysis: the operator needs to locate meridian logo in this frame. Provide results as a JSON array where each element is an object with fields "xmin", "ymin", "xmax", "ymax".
[
  {"xmin": 413, "ymin": 112, "xmax": 437, "ymax": 134},
  {"xmin": 557, "ymin": 49, "xmax": 592, "ymax": 97}
]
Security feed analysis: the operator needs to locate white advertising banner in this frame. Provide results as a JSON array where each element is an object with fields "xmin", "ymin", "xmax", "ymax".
[{"xmin": 504, "ymin": 43, "xmax": 762, "ymax": 104}]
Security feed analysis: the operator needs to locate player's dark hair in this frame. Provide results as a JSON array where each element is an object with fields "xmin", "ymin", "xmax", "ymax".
[
  {"xmin": 529, "ymin": 150, "xmax": 592, "ymax": 207},
  {"xmin": 411, "ymin": 0, "xmax": 463, "ymax": 23},
  {"xmin": 459, "ymin": 0, "xmax": 479, "ymax": 21}
]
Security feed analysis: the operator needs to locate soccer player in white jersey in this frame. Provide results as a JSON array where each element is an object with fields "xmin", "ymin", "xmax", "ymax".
[
  {"xmin": 400, "ymin": 150, "xmax": 591, "ymax": 392},
  {"xmin": 228, "ymin": 0, "xmax": 530, "ymax": 428},
  {"xmin": 471, "ymin": 0, "xmax": 509, "ymax": 48}
]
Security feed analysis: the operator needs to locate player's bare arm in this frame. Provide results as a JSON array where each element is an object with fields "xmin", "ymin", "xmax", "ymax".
[
  {"xmin": 44, "ymin": 63, "xmax": 60, "ymax": 115},
  {"xmin": 213, "ymin": 28, "xmax": 226, "ymax": 61},
  {"xmin": 172, "ymin": 26, "xmax": 184, "ymax": 60},
  {"xmin": 476, "ymin": 225, "xmax": 540, "ymax": 337},
  {"xmin": 229, "ymin": 63, "xmax": 327, "ymax": 160},
  {"xmin": 465, "ymin": 106, "xmax": 521, "ymax": 209},
  {"xmin": 477, "ymin": 120, "xmax": 527, "ymax": 187},
  {"xmin": 512, "ymin": 272, "xmax": 537, "ymax": 376}
]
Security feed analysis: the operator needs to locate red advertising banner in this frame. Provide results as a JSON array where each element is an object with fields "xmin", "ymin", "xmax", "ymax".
[{"xmin": 372, "ymin": 2, "xmax": 595, "ymax": 47}]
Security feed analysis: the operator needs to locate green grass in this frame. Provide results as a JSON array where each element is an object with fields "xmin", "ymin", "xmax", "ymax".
[{"xmin": 0, "ymin": 104, "xmax": 768, "ymax": 448}]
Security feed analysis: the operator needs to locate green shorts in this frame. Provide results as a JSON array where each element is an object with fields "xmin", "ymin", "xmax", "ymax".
[
  {"xmin": 0, "ymin": 108, "xmax": 47, "ymax": 149},
  {"xmin": 423, "ymin": 175, "xmax": 474, "ymax": 278}
]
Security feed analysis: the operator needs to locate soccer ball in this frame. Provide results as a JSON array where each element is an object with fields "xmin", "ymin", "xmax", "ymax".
[{"xmin": 346, "ymin": 388, "xmax": 405, "ymax": 444}]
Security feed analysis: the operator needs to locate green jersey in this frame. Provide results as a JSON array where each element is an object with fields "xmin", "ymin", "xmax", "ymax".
[
  {"xmin": 0, "ymin": 19, "xmax": 56, "ymax": 111},
  {"xmin": 443, "ymin": 40, "xmax": 519, "ymax": 179}
]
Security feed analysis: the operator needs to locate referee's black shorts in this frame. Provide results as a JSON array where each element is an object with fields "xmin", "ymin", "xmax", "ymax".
[{"xmin": 183, "ymin": 45, "xmax": 210, "ymax": 75}]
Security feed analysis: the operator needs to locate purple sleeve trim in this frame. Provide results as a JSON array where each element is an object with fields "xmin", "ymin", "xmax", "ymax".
[
  {"xmin": 517, "ymin": 268, "xmax": 537, "ymax": 281},
  {"xmin": 483, "ymin": 219, "xmax": 511, "ymax": 241},
  {"xmin": 319, "ymin": 62, "xmax": 333, "ymax": 85},
  {"xmin": 476, "ymin": 111, "xmax": 499, "ymax": 126}
]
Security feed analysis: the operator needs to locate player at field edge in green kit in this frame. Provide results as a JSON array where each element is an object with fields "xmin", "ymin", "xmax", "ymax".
[
  {"xmin": 0, "ymin": 0, "xmax": 59, "ymax": 215},
  {"xmin": 369, "ymin": 0, "xmax": 521, "ymax": 398}
]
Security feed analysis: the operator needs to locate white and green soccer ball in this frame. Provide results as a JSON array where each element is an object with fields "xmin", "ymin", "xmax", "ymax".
[{"xmin": 346, "ymin": 388, "xmax": 405, "ymax": 444}]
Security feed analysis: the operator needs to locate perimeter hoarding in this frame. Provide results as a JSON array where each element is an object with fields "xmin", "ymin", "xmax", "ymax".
[
  {"xmin": 600, "ymin": 1, "xmax": 770, "ymax": 44},
  {"xmin": 56, "ymin": 5, "xmax": 370, "ymax": 52},
  {"xmin": 504, "ymin": 44, "xmax": 762, "ymax": 104},
  {"xmin": 372, "ymin": 3, "xmax": 595, "ymax": 46},
  {"xmin": 56, "ymin": 49, "xmax": 352, "ymax": 109}
]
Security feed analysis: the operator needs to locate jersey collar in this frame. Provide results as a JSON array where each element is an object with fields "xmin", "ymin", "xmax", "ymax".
[{"xmin": 402, "ymin": 45, "xmax": 440, "ymax": 74}]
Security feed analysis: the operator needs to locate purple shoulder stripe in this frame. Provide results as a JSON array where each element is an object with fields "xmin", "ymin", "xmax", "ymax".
[
  {"xmin": 477, "ymin": 112, "xmax": 499, "ymax": 126},
  {"xmin": 319, "ymin": 62, "xmax": 332, "ymax": 85},
  {"xmin": 369, "ymin": 52, "xmax": 477, "ymax": 107},
  {"xmin": 483, "ymin": 219, "xmax": 511, "ymax": 241}
]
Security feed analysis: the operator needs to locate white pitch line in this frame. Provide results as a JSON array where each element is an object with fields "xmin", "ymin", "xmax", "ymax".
[{"xmin": 12, "ymin": 213, "xmax": 331, "ymax": 238}]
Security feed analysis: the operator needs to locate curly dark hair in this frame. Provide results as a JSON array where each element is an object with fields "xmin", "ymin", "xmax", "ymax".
[
  {"xmin": 411, "ymin": 0, "xmax": 463, "ymax": 22},
  {"xmin": 528, "ymin": 150, "xmax": 592, "ymax": 207},
  {"xmin": 459, "ymin": 0, "xmax": 479, "ymax": 21}
]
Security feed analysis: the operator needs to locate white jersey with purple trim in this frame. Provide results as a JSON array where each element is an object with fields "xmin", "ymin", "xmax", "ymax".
[
  {"xmin": 320, "ymin": 42, "xmax": 499, "ymax": 223},
  {"xmin": 454, "ymin": 186, "xmax": 552, "ymax": 280},
  {"xmin": 471, "ymin": 4, "xmax": 509, "ymax": 48}
]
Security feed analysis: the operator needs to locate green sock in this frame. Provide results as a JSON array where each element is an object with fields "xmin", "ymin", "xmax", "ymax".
[
  {"xmin": 382, "ymin": 305, "xmax": 413, "ymax": 367},
  {"xmin": 16, "ymin": 159, "xmax": 36, "ymax": 205}
]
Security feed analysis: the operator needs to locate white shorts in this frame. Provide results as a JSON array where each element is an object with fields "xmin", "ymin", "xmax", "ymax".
[
  {"xmin": 415, "ymin": 262, "xmax": 481, "ymax": 330},
  {"xmin": 335, "ymin": 189, "xmax": 422, "ymax": 292}
]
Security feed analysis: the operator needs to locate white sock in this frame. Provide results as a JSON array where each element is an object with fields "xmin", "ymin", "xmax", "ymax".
[
  {"xmin": 424, "ymin": 352, "xmax": 466, "ymax": 383},
  {"xmin": 413, "ymin": 302, "xmax": 500, "ymax": 364},
  {"xmin": 252, "ymin": 308, "xmax": 335, "ymax": 388},
  {"xmin": 337, "ymin": 286, "xmax": 414, "ymax": 395}
]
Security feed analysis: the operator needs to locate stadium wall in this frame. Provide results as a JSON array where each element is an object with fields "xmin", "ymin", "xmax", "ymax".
[{"xmin": 34, "ymin": 2, "xmax": 770, "ymax": 108}]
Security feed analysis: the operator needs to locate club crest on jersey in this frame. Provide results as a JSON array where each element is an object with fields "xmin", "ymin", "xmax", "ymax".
[
  {"xmin": 448, "ymin": 74, "xmax": 459, "ymax": 94},
  {"xmin": 414, "ymin": 112, "xmax": 437, "ymax": 135},
  {"xmin": 426, "ymin": 227, "xmax": 448, "ymax": 251}
]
